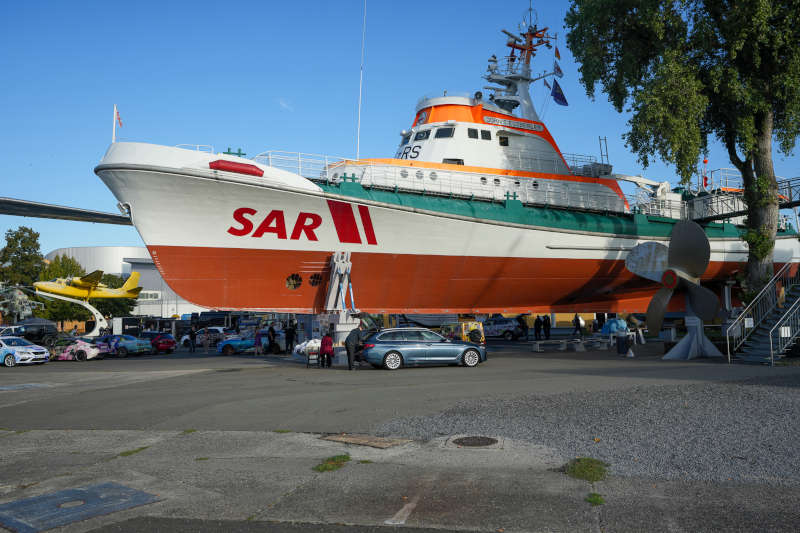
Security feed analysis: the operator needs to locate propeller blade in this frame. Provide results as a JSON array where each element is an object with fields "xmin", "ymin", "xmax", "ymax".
[
  {"xmin": 646, "ymin": 286, "xmax": 674, "ymax": 333},
  {"xmin": 686, "ymin": 282, "xmax": 720, "ymax": 321},
  {"xmin": 625, "ymin": 241, "xmax": 669, "ymax": 282},
  {"xmin": 667, "ymin": 220, "xmax": 710, "ymax": 278}
]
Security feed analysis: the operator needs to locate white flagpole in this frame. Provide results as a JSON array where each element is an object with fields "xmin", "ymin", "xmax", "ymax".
[
  {"xmin": 356, "ymin": 0, "xmax": 367, "ymax": 160},
  {"xmin": 112, "ymin": 104, "xmax": 117, "ymax": 143}
]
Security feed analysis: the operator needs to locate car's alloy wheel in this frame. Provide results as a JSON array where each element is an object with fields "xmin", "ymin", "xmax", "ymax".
[
  {"xmin": 463, "ymin": 349, "xmax": 480, "ymax": 367},
  {"xmin": 75, "ymin": 351, "xmax": 87, "ymax": 362},
  {"xmin": 117, "ymin": 347, "xmax": 128, "ymax": 358},
  {"xmin": 383, "ymin": 351, "xmax": 402, "ymax": 370},
  {"xmin": 3, "ymin": 354, "xmax": 15, "ymax": 367},
  {"xmin": 223, "ymin": 345, "xmax": 235, "ymax": 356},
  {"xmin": 503, "ymin": 330, "xmax": 514, "ymax": 341},
  {"xmin": 183, "ymin": 339, "xmax": 190, "ymax": 347}
]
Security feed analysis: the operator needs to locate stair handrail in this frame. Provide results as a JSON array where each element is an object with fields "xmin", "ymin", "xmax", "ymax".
[
  {"xmin": 768, "ymin": 295, "xmax": 800, "ymax": 366},
  {"xmin": 726, "ymin": 260, "xmax": 800, "ymax": 362}
]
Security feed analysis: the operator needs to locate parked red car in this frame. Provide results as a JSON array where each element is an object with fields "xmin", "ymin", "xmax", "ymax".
[{"xmin": 139, "ymin": 331, "xmax": 176, "ymax": 354}]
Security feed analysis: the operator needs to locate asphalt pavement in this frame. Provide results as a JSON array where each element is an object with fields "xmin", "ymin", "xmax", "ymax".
[{"xmin": 1, "ymin": 341, "xmax": 799, "ymax": 532}]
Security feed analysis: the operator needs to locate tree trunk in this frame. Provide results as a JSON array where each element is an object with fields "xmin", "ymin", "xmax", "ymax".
[{"xmin": 744, "ymin": 110, "xmax": 779, "ymax": 291}]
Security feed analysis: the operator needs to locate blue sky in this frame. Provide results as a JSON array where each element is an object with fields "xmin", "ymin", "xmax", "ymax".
[{"xmin": 2, "ymin": 0, "xmax": 798, "ymax": 254}]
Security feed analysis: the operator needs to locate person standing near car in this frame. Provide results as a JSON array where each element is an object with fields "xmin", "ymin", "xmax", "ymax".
[
  {"xmin": 534, "ymin": 315, "xmax": 543, "ymax": 340},
  {"xmin": 70, "ymin": 325, "xmax": 78, "ymax": 336},
  {"xmin": 267, "ymin": 325, "xmax": 276, "ymax": 354},
  {"xmin": 543, "ymin": 315, "xmax": 551, "ymax": 340},
  {"xmin": 203, "ymin": 328, "xmax": 212, "ymax": 353},
  {"xmin": 320, "ymin": 329, "xmax": 334, "ymax": 368},
  {"xmin": 188, "ymin": 326, "xmax": 197, "ymax": 353},
  {"xmin": 253, "ymin": 329, "xmax": 263, "ymax": 356},
  {"xmin": 285, "ymin": 321, "xmax": 296, "ymax": 354},
  {"xmin": 344, "ymin": 323, "xmax": 364, "ymax": 371}
]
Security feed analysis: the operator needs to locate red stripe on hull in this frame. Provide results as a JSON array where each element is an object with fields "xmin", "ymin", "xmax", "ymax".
[
  {"xmin": 148, "ymin": 245, "xmax": 746, "ymax": 314},
  {"xmin": 326, "ymin": 200, "xmax": 361, "ymax": 244}
]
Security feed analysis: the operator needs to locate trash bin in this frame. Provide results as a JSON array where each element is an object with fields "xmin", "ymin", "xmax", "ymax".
[{"xmin": 616, "ymin": 331, "xmax": 628, "ymax": 355}]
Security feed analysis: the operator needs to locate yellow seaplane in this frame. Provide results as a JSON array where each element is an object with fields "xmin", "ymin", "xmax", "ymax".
[{"xmin": 34, "ymin": 271, "xmax": 142, "ymax": 300}]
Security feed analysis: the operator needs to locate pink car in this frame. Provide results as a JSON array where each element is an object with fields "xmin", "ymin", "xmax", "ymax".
[{"xmin": 53, "ymin": 338, "xmax": 107, "ymax": 361}]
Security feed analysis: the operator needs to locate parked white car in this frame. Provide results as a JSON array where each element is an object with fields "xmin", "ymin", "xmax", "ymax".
[
  {"xmin": 179, "ymin": 326, "xmax": 230, "ymax": 348},
  {"xmin": 1, "ymin": 336, "xmax": 50, "ymax": 367}
]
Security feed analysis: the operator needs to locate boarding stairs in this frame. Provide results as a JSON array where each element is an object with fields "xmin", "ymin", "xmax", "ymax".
[{"xmin": 726, "ymin": 261, "xmax": 800, "ymax": 365}]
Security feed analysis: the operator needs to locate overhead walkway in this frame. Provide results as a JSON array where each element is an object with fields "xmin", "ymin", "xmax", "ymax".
[
  {"xmin": 693, "ymin": 176, "xmax": 800, "ymax": 223},
  {"xmin": 0, "ymin": 197, "xmax": 132, "ymax": 225}
]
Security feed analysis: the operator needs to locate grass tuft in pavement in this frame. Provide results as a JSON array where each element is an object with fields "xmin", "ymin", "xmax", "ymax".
[
  {"xmin": 181, "ymin": 429, "xmax": 197, "ymax": 435},
  {"xmin": 118, "ymin": 446, "xmax": 149, "ymax": 457},
  {"xmin": 565, "ymin": 457, "xmax": 609, "ymax": 482},
  {"xmin": 585, "ymin": 492, "xmax": 605, "ymax": 506},
  {"xmin": 358, "ymin": 459, "xmax": 373, "ymax": 464},
  {"xmin": 313, "ymin": 454, "xmax": 350, "ymax": 472}
]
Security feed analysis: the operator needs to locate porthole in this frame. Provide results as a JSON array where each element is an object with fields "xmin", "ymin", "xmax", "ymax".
[
  {"xmin": 493, "ymin": 178, "xmax": 501, "ymax": 186},
  {"xmin": 532, "ymin": 181, "xmax": 539, "ymax": 189},
  {"xmin": 416, "ymin": 170, "xmax": 424, "ymax": 179},
  {"xmin": 480, "ymin": 177, "xmax": 487, "ymax": 185},
  {"xmin": 309, "ymin": 273, "xmax": 323, "ymax": 287},
  {"xmin": 400, "ymin": 169, "xmax": 408, "ymax": 179},
  {"xmin": 429, "ymin": 171, "xmax": 437, "ymax": 180},
  {"xmin": 514, "ymin": 180, "xmax": 520, "ymax": 186},
  {"xmin": 285, "ymin": 274, "xmax": 302, "ymax": 290}
]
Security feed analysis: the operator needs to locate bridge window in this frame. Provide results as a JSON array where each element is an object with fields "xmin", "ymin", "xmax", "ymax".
[
  {"xmin": 414, "ymin": 130, "xmax": 431, "ymax": 141},
  {"xmin": 435, "ymin": 127, "xmax": 455, "ymax": 138},
  {"xmin": 443, "ymin": 158, "xmax": 464, "ymax": 165},
  {"xmin": 400, "ymin": 134, "xmax": 411, "ymax": 145},
  {"xmin": 499, "ymin": 136, "xmax": 509, "ymax": 146},
  {"xmin": 481, "ymin": 130, "xmax": 491, "ymax": 140},
  {"xmin": 468, "ymin": 128, "xmax": 478, "ymax": 139}
]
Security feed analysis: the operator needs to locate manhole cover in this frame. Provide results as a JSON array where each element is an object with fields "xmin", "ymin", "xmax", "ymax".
[{"xmin": 452, "ymin": 436, "xmax": 498, "ymax": 447}]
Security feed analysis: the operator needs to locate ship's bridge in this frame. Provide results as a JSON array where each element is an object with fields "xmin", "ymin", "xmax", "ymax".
[{"xmin": 394, "ymin": 94, "xmax": 584, "ymax": 177}]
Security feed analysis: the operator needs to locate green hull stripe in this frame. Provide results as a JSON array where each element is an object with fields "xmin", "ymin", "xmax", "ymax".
[{"xmin": 319, "ymin": 181, "xmax": 794, "ymax": 239}]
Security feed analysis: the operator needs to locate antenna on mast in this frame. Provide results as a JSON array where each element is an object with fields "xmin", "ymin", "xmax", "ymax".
[{"xmin": 355, "ymin": 0, "xmax": 367, "ymax": 161}]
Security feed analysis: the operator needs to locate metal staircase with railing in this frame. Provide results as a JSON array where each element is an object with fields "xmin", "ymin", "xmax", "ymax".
[{"xmin": 726, "ymin": 261, "xmax": 800, "ymax": 365}]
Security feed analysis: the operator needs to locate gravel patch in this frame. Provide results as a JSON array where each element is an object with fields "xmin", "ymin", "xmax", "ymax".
[{"xmin": 373, "ymin": 374, "xmax": 800, "ymax": 486}]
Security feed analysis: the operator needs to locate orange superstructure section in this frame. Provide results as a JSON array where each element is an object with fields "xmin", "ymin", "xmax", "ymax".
[
  {"xmin": 148, "ymin": 245, "xmax": 741, "ymax": 315},
  {"xmin": 413, "ymin": 103, "xmax": 567, "ymax": 166}
]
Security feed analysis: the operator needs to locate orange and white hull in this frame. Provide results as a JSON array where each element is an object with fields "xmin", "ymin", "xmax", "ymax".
[{"xmin": 95, "ymin": 143, "xmax": 800, "ymax": 314}]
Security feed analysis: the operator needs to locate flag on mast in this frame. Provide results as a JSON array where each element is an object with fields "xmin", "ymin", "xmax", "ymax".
[
  {"xmin": 555, "ymin": 46, "xmax": 561, "ymax": 60},
  {"xmin": 550, "ymin": 79, "xmax": 569, "ymax": 106},
  {"xmin": 116, "ymin": 106, "xmax": 122, "ymax": 127},
  {"xmin": 553, "ymin": 61, "xmax": 564, "ymax": 78},
  {"xmin": 543, "ymin": 78, "xmax": 551, "ymax": 90}
]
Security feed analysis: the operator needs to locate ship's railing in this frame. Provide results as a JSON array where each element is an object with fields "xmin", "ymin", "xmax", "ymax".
[
  {"xmin": 176, "ymin": 144, "xmax": 214, "ymax": 152},
  {"xmin": 251, "ymin": 151, "xmax": 349, "ymax": 180},
  {"xmin": 632, "ymin": 189, "xmax": 689, "ymax": 219},
  {"xmin": 335, "ymin": 162, "xmax": 628, "ymax": 214},
  {"xmin": 726, "ymin": 261, "xmax": 800, "ymax": 362}
]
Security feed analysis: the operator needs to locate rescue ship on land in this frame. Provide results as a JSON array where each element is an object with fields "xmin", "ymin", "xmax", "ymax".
[{"xmin": 95, "ymin": 14, "xmax": 800, "ymax": 314}]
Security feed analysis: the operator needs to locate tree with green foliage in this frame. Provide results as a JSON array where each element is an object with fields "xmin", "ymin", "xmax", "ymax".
[
  {"xmin": 0, "ymin": 226, "xmax": 44, "ymax": 286},
  {"xmin": 37, "ymin": 255, "xmax": 89, "ymax": 323},
  {"xmin": 565, "ymin": 0, "xmax": 800, "ymax": 289},
  {"xmin": 90, "ymin": 273, "xmax": 136, "ymax": 319}
]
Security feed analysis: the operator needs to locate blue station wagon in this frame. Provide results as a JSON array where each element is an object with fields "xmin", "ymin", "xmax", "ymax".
[{"xmin": 361, "ymin": 328, "xmax": 487, "ymax": 370}]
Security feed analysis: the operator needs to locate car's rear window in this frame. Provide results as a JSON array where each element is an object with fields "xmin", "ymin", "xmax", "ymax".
[
  {"xmin": 158, "ymin": 334, "xmax": 175, "ymax": 340},
  {"xmin": 378, "ymin": 331, "xmax": 405, "ymax": 341}
]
